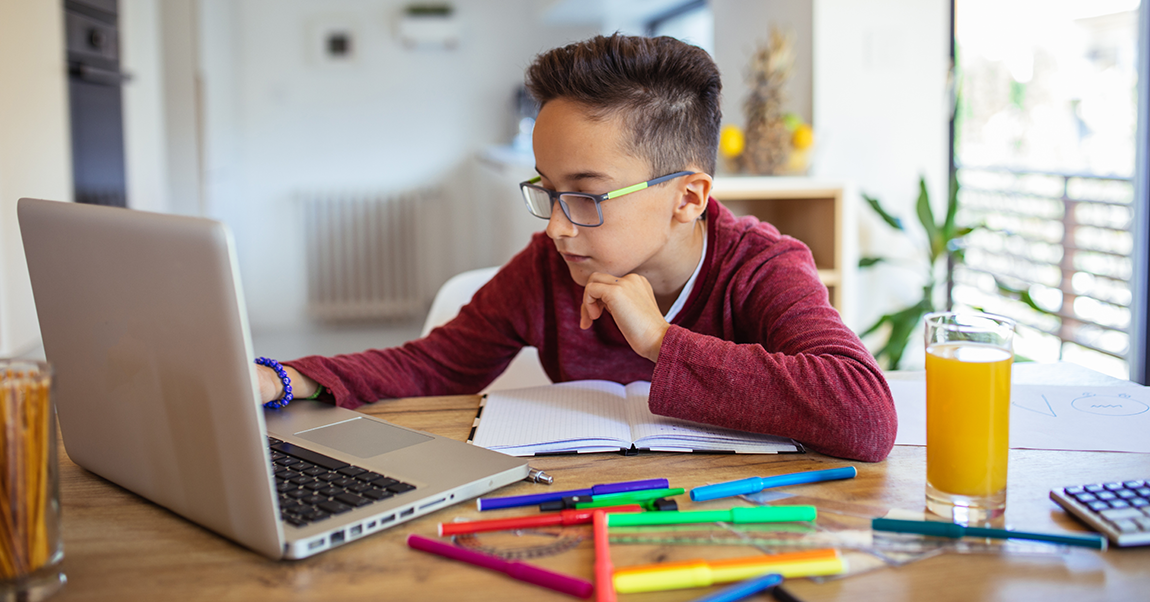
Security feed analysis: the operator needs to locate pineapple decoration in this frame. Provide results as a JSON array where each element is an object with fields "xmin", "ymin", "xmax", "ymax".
[{"xmin": 741, "ymin": 28, "xmax": 796, "ymax": 175}]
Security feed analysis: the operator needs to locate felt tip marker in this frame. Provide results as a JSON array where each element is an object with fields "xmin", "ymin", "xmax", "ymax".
[
  {"xmin": 478, "ymin": 478, "xmax": 669, "ymax": 511},
  {"xmin": 871, "ymin": 517, "xmax": 1108, "ymax": 550},
  {"xmin": 613, "ymin": 549, "xmax": 844, "ymax": 594},
  {"xmin": 606, "ymin": 505, "xmax": 816, "ymax": 527},
  {"xmin": 438, "ymin": 505, "xmax": 643, "ymax": 537},
  {"xmin": 686, "ymin": 572, "xmax": 783, "ymax": 602},
  {"xmin": 593, "ymin": 510, "xmax": 614, "ymax": 602},
  {"xmin": 571, "ymin": 488, "xmax": 685, "ymax": 510},
  {"xmin": 407, "ymin": 534, "xmax": 593, "ymax": 598},
  {"xmin": 690, "ymin": 467, "xmax": 858, "ymax": 502}
]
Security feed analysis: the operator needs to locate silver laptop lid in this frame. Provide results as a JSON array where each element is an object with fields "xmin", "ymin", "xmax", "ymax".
[{"xmin": 18, "ymin": 198, "xmax": 284, "ymax": 558}]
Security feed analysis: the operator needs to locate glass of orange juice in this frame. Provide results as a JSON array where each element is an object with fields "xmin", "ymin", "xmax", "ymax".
[{"xmin": 924, "ymin": 312, "xmax": 1015, "ymax": 523}]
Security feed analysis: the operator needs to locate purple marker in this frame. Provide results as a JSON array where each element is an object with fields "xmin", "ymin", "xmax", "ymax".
[
  {"xmin": 477, "ymin": 478, "xmax": 669, "ymax": 511},
  {"xmin": 408, "ymin": 534, "xmax": 593, "ymax": 598}
]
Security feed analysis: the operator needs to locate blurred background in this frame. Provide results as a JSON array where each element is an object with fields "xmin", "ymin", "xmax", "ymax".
[{"xmin": 1, "ymin": 0, "xmax": 1145, "ymax": 380}]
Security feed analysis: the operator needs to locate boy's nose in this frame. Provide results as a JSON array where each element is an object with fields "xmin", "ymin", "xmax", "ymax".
[{"xmin": 545, "ymin": 206, "xmax": 577, "ymax": 239}]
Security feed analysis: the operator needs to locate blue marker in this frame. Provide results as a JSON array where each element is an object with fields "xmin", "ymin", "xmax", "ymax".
[
  {"xmin": 690, "ymin": 467, "xmax": 857, "ymax": 502},
  {"xmin": 478, "ymin": 478, "xmax": 670, "ymax": 511},
  {"xmin": 687, "ymin": 572, "xmax": 783, "ymax": 602}
]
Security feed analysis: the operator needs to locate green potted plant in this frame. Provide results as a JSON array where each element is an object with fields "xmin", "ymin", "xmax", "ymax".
[{"xmin": 859, "ymin": 173, "xmax": 974, "ymax": 369}]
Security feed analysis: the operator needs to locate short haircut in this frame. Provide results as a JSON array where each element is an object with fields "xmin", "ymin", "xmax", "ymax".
[{"xmin": 525, "ymin": 34, "xmax": 722, "ymax": 177}]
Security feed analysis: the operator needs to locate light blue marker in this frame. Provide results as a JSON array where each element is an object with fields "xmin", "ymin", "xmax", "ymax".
[
  {"xmin": 690, "ymin": 466, "xmax": 858, "ymax": 502},
  {"xmin": 686, "ymin": 572, "xmax": 783, "ymax": 602}
]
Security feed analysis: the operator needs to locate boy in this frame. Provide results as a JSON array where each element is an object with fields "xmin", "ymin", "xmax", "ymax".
[{"xmin": 258, "ymin": 34, "xmax": 896, "ymax": 462}]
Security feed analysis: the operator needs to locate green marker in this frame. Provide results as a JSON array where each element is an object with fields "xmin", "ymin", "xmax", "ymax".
[
  {"xmin": 607, "ymin": 505, "xmax": 817, "ymax": 527},
  {"xmin": 573, "ymin": 488, "xmax": 685, "ymax": 510}
]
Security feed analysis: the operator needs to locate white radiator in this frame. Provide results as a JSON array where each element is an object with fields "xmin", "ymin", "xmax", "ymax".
[{"xmin": 302, "ymin": 190, "xmax": 439, "ymax": 321}]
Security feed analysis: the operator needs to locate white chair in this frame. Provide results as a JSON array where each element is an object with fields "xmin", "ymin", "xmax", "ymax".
[{"xmin": 422, "ymin": 267, "xmax": 551, "ymax": 393}]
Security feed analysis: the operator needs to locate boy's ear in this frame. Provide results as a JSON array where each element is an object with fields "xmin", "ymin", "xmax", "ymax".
[{"xmin": 674, "ymin": 171, "xmax": 712, "ymax": 223}]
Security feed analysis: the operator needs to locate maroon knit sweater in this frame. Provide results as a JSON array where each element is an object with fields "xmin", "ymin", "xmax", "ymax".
[{"xmin": 287, "ymin": 200, "xmax": 896, "ymax": 462}]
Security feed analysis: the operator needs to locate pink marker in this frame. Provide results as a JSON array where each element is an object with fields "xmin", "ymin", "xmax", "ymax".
[{"xmin": 407, "ymin": 534, "xmax": 593, "ymax": 599}]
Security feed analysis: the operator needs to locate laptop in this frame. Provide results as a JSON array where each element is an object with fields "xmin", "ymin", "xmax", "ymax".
[{"xmin": 17, "ymin": 198, "xmax": 528, "ymax": 560}]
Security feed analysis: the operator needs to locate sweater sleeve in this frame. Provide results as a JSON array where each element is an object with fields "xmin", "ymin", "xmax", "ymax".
[
  {"xmin": 283, "ymin": 244, "xmax": 543, "ymax": 409},
  {"xmin": 648, "ymin": 239, "xmax": 896, "ymax": 462}
]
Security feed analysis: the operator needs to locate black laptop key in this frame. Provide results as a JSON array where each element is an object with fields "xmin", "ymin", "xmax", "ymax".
[
  {"xmin": 361, "ymin": 488, "xmax": 393, "ymax": 501},
  {"xmin": 318, "ymin": 501, "xmax": 352, "ymax": 515},
  {"xmin": 274, "ymin": 457, "xmax": 300, "ymax": 467},
  {"xmin": 316, "ymin": 472, "xmax": 340, "ymax": 482},
  {"xmin": 370, "ymin": 477, "xmax": 398, "ymax": 488},
  {"xmin": 335, "ymin": 492, "xmax": 371, "ymax": 507},
  {"xmin": 337, "ymin": 467, "xmax": 366, "ymax": 477},
  {"xmin": 289, "ymin": 475, "xmax": 316, "ymax": 486},
  {"xmin": 355, "ymin": 471, "xmax": 383, "ymax": 482},
  {"xmin": 268, "ymin": 437, "xmax": 283, "ymax": 445},
  {"xmin": 302, "ymin": 467, "xmax": 329, "ymax": 477},
  {"xmin": 301, "ymin": 494, "xmax": 327, "ymax": 505},
  {"xmin": 276, "ymin": 482, "xmax": 298, "ymax": 493},
  {"xmin": 303, "ymin": 481, "xmax": 327, "ymax": 491},
  {"xmin": 333, "ymin": 477, "xmax": 358, "ymax": 488},
  {"xmin": 286, "ymin": 488, "xmax": 309, "ymax": 499},
  {"xmin": 270, "ymin": 442, "xmax": 350, "ymax": 471},
  {"xmin": 318, "ymin": 486, "xmax": 344, "ymax": 497},
  {"xmin": 386, "ymin": 482, "xmax": 416, "ymax": 494},
  {"xmin": 347, "ymin": 482, "xmax": 372, "ymax": 493},
  {"xmin": 285, "ymin": 516, "xmax": 309, "ymax": 527}
]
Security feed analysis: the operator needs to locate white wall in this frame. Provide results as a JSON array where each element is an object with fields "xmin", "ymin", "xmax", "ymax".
[
  {"xmin": 813, "ymin": 0, "xmax": 951, "ymax": 356},
  {"xmin": 189, "ymin": 0, "xmax": 598, "ymax": 332},
  {"xmin": 0, "ymin": 0, "xmax": 73, "ymax": 357}
]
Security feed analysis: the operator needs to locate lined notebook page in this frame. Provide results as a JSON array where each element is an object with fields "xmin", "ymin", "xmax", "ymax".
[
  {"xmin": 623, "ymin": 382, "xmax": 800, "ymax": 453},
  {"xmin": 471, "ymin": 381, "xmax": 633, "ymax": 455}
]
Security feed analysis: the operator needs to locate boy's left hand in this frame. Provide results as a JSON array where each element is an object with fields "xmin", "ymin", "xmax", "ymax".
[{"xmin": 580, "ymin": 272, "xmax": 670, "ymax": 362}]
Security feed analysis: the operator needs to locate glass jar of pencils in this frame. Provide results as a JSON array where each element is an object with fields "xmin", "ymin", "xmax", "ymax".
[{"xmin": 0, "ymin": 360, "xmax": 64, "ymax": 601}]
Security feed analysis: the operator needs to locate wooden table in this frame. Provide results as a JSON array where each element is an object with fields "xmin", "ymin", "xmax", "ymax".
[{"xmin": 53, "ymin": 392, "xmax": 1149, "ymax": 602}]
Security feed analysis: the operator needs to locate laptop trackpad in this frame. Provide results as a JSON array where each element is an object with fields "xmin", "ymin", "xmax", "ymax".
[{"xmin": 295, "ymin": 417, "xmax": 432, "ymax": 459}]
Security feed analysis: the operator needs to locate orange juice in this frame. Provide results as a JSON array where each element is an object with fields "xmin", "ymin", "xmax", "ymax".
[{"xmin": 925, "ymin": 342, "xmax": 1012, "ymax": 497}]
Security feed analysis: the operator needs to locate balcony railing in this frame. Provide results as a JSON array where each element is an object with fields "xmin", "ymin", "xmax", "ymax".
[{"xmin": 952, "ymin": 166, "xmax": 1134, "ymax": 376}]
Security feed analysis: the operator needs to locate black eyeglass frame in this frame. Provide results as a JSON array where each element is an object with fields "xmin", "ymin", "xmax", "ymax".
[{"xmin": 518, "ymin": 170, "xmax": 695, "ymax": 227}]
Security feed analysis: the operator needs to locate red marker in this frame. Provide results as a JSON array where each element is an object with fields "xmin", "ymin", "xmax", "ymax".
[{"xmin": 439, "ymin": 504, "xmax": 643, "ymax": 537}]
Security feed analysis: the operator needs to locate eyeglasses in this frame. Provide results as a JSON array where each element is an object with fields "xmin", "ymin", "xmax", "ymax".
[{"xmin": 519, "ymin": 171, "xmax": 694, "ymax": 227}]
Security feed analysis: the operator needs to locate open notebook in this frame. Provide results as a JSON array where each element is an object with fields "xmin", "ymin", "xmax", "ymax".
[{"xmin": 468, "ymin": 380, "xmax": 803, "ymax": 456}]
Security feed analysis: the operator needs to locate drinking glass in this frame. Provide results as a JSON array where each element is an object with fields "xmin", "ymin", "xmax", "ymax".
[
  {"xmin": 924, "ymin": 312, "xmax": 1015, "ymax": 523},
  {"xmin": 0, "ymin": 360, "xmax": 64, "ymax": 601}
]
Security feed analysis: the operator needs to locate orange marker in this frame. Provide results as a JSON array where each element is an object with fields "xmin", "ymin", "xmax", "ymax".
[
  {"xmin": 593, "ymin": 509, "xmax": 615, "ymax": 602},
  {"xmin": 439, "ymin": 504, "xmax": 643, "ymax": 537}
]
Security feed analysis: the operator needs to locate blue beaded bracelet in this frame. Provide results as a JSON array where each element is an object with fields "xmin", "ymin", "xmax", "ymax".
[{"xmin": 255, "ymin": 357, "xmax": 293, "ymax": 409}]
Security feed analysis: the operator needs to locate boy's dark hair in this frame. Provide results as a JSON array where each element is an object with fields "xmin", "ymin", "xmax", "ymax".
[{"xmin": 525, "ymin": 34, "xmax": 722, "ymax": 177}]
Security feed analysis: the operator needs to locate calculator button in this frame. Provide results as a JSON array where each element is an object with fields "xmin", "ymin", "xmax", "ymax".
[
  {"xmin": 1075, "ymin": 493, "xmax": 1098, "ymax": 502},
  {"xmin": 1137, "ymin": 517, "xmax": 1150, "ymax": 530},
  {"xmin": 1089, "ymin": 501, "xmax": 1111, "ymax": 511},
  {"xmin": 1117, "ymin": 490, "xmax": 1137, "ymax": 499},
  {"xmin": 1085, "ymin": 484, "xmax": 1105, "ymax": 492},
  {"xmin": 1131, "ymin": 498, "xmax": 1149, "ymax": 508},
  {"xmin": 1097, "ymin": 491, "xmax": 1118, "ymax": 501},
  {"xmin": 1137, "ymin": 487, "xmax": 1150, "ymax": 497},
  {"xmin": 1065, "ymin": 486, "xmax": 1085, "ymax": 495},
  {"xmin": 1113, "ymin": 520, "xmax": 1140, "ymax": 532},
  {"xmin": 1110, "ymin": 500, "xmax": 1131, "ymax": 509},
  {"xmin": 1100, "ymin": 508, "xmax": 1145, "ymax": 521},
  {"xmin": 1122, "ymin": 480, "xmax": 1145, "ymax": 488},
  {"xmin": 1104, "ymin": 482, "xmax": 1125, "ymax": 491}
]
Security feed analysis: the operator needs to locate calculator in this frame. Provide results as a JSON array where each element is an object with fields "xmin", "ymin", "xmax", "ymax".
[{"xmin": 1050, "ymin": 480, "xmax": 1150, "ymax": 547}]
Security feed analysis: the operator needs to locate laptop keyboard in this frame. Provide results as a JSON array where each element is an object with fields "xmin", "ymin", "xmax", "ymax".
[{"xmin": 268, "ymin": 437, "xmax": 417, "ymax": 527}]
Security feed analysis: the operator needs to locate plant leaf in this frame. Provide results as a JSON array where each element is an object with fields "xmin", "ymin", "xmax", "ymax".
[
  {"xmin": 859, "ymin": 257, "xmax": 885, "ymax": 268},
  {"xmin": 863, "ymin": 194, "xmax": 905, "ymax": 231},
  {"xmin": 915, "ymin": 177, "xmax": 942, "ymax": 262}
]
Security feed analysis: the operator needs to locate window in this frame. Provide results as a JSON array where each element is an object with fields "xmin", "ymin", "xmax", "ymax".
[{"xmin": 952, "ymin": 0, "xmax": 1142, "ymax": 379}]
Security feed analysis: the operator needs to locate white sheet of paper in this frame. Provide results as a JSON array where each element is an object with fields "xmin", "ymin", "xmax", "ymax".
[{"xmin": 890, "ymin": 379, "xmax": 1150, "ymax": 453}]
